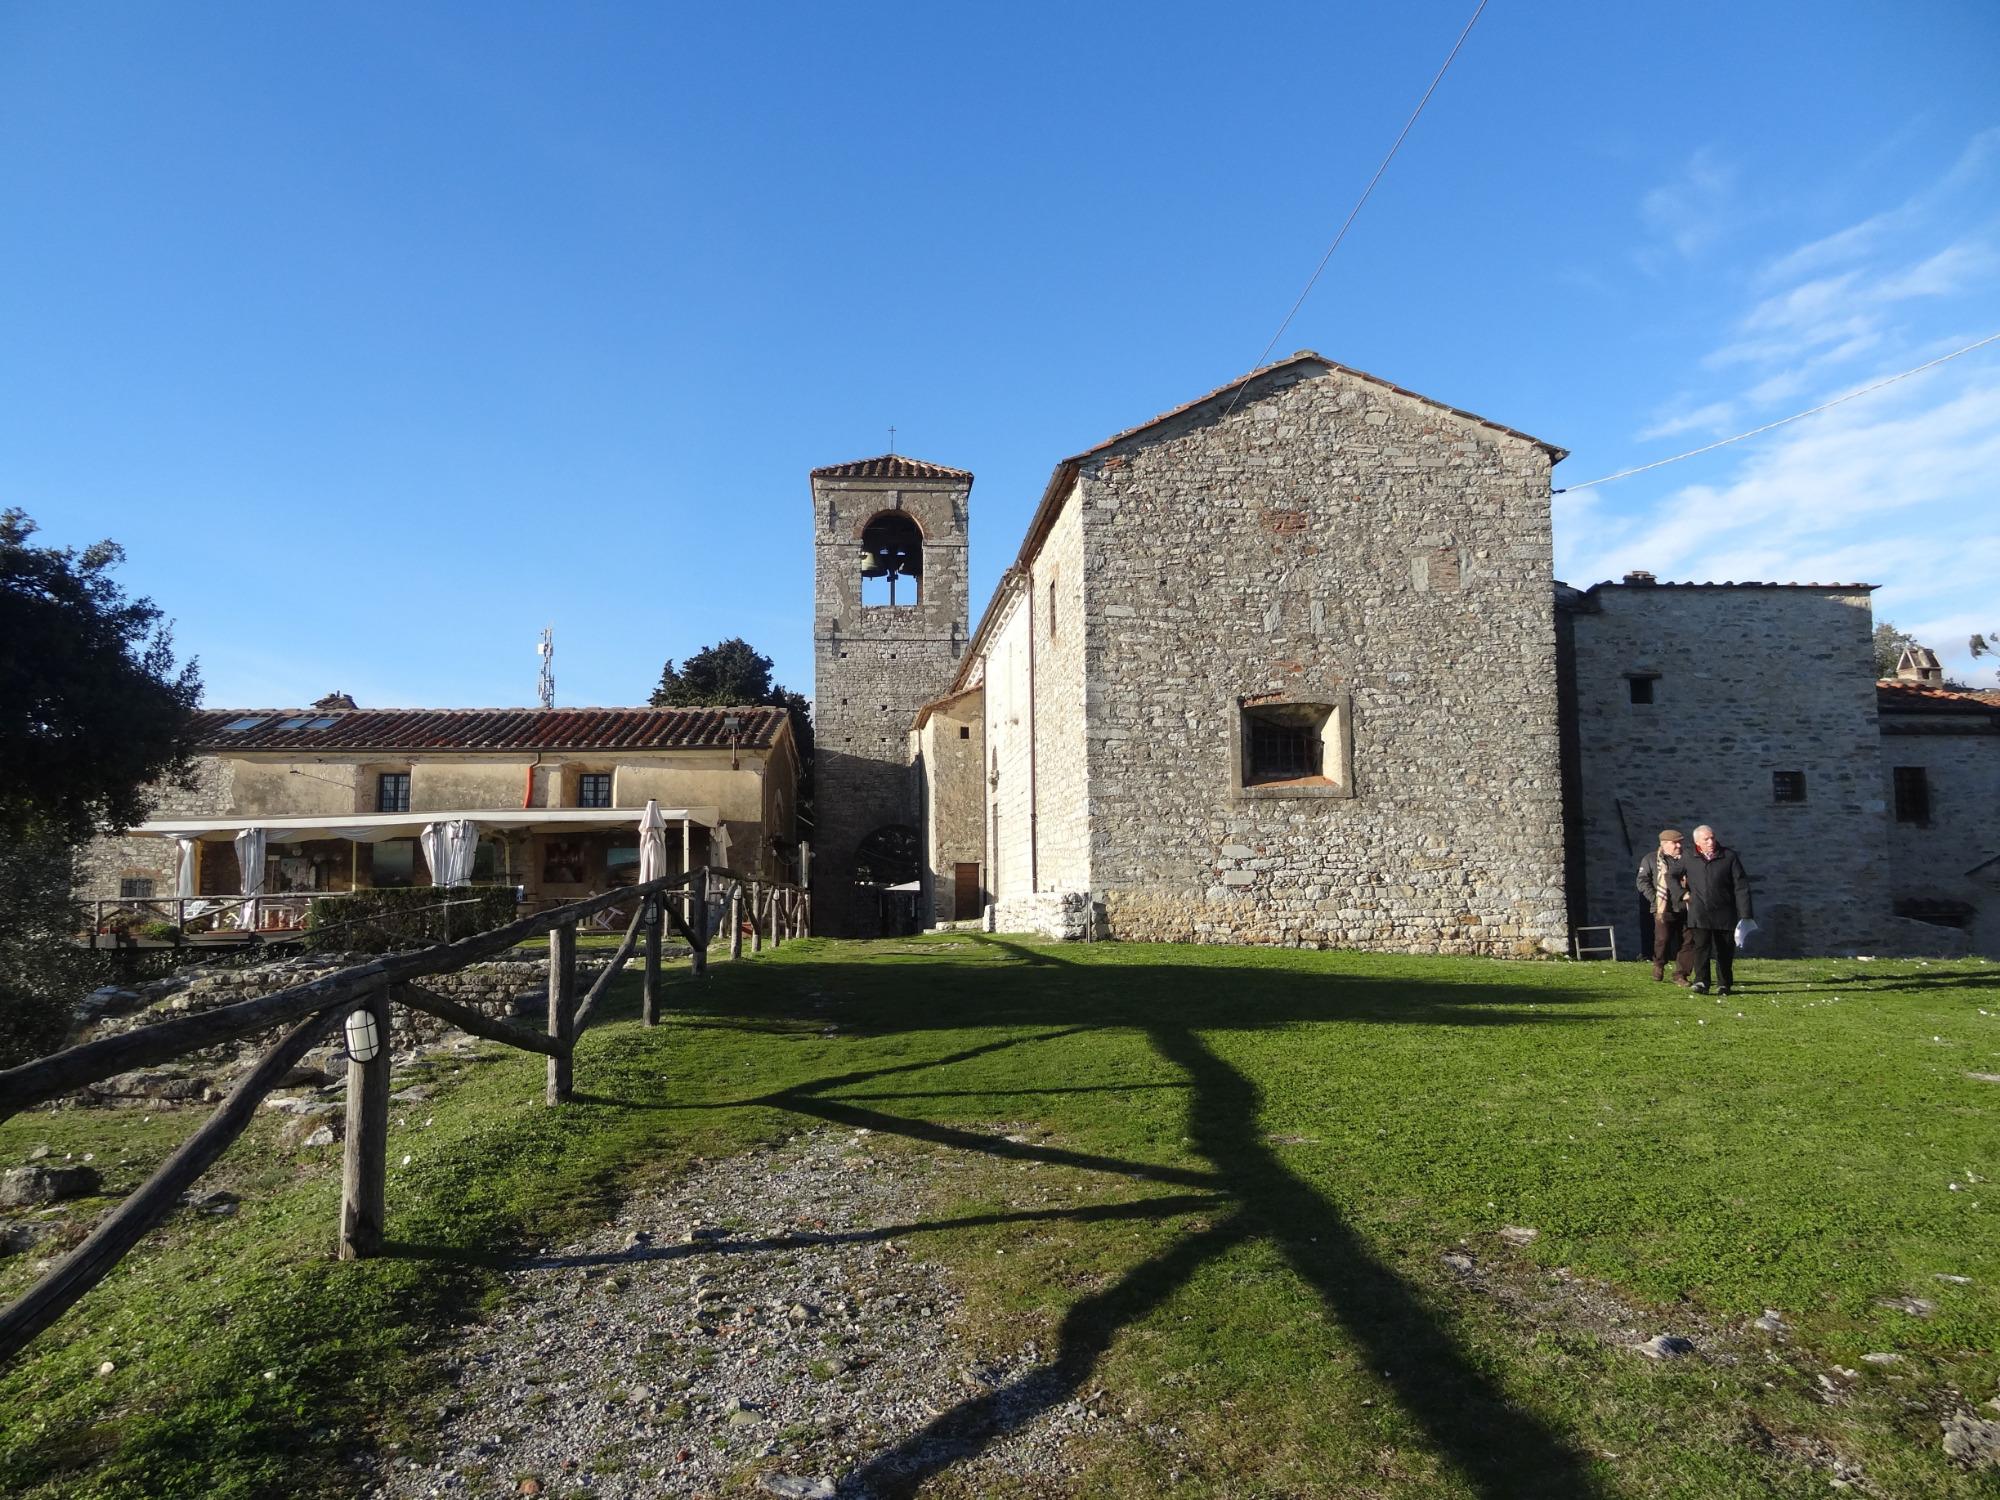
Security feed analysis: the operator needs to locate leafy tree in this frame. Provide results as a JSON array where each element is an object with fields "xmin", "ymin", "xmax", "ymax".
[
  {"xmin": 0, "ymin": 510, "xmax": 200, "ymax": 1063},
  {"xmin": 649, "ymin": 636, "xmax": 815, "ymax": 838},
  {"xmin": 1971, "ymin": 630, "xmax": 1999, "ymax": 685},
  {"xmin": 1872, "ymin": 620, "xmax": 1923, "ymax": 679},
  {"xmin": 650, "ymin": 637, "xmax": 777, "ymax": 707},
  {"xmin": 2, "ymin": 509, "xmax": 202, "ymax": 842}
]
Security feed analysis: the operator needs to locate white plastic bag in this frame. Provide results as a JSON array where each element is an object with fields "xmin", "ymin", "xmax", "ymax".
[{"xmin": 1734, "ymin": 918, "xmax": 1759, "ymax": 948}]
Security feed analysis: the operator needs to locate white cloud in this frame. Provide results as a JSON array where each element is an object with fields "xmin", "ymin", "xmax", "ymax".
[
  {"xmin": 1639, "ymin": 148, "xmax": 1735, "ymax": 261},
  {"xmin": 1566, "ymin": 128, "xmax": 2000, "ymax": 688},
  {"xmin": 1637, "ymin": 400, "xmax": 1735, "ymax": 441},
  {"xmin": 1564, "ymin": 374, "xmax": 2000, "ymax": 685}
]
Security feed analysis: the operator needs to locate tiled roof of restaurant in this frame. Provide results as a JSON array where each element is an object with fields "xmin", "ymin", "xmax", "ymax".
[
  {"xmin": 809, "ymin": 455, "xmax": 972, "ymax": 481},
  {"xmin": 192, "ymin": 705, "xmax": 788, "ymax": 752},
  {"xmin": 1876, "ymin": 682, "xmax": 2000, "ymax": 715}
]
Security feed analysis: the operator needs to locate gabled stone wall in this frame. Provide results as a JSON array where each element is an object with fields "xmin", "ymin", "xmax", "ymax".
[{"xmin": 1073, "ymin": 361, "xmax": 1568, "ymax": 954}]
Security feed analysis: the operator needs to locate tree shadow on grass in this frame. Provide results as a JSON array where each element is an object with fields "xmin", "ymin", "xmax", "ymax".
[{"xmin": 648, "ymin": 936, "xmax": 1612, "ymax": 1499}]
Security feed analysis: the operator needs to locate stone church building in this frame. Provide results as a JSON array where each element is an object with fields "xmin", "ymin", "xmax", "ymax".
[{"xmin": 811, "ymin": 352, "xmax": 1998, "ymax": 959}]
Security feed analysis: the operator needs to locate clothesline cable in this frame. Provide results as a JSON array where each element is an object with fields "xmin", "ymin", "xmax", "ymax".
[
  {"xmin": 1222, "ymin": 0, "xmax": 1491, "ymax": 423},
  {"xmin": 1553, "ymin": 329, "xmax": 2000, "ymax": 494}
]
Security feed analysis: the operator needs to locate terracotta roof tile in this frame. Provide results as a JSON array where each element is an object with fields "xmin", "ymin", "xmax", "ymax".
[
  {"xmin": 1876, "ymin": 682, "xmax": 2000, "ymax": 716},
  {"xmin": 810, "ymin": 454, "xmax": 972, "ymax": 482},
  {"xmin": 193, "ymin": 705, "xmax": 788, "ymax": 753},
  {"xmin": 1584, "ymin": 579, "xmax": 1877, "ymax": 592}
]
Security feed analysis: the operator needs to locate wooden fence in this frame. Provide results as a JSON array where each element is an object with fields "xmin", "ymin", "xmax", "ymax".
[{"xmin": 0, "ymin": 865, "xmax": 810, "ymax": 1364}]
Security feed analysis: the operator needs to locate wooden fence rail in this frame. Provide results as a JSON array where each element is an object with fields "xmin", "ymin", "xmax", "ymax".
[{"xmin": 0, "ymin": 865, "xmax": 808, "ymax": 1364}]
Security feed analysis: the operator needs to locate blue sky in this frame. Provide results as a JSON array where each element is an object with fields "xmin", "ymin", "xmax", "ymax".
[{"xmin": 3, "ymin": 2, "xmax": 1996, "ymax": 707}]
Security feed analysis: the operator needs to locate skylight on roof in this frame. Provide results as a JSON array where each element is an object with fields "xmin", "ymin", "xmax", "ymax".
[
  {"xmin": 278, "ymin": 716, "xmax": 311, "ymax": 729},
  {"xmin": 222, "ymin": 717, "xmax": 267, "ymax": 732},
  {"xmin": 307, "ymin": 716, "xmax": 337, "ymax": 729}
]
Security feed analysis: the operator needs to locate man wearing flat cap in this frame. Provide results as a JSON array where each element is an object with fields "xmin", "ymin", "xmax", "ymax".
[{"xmin": 1634, "ymin": 828, "xmax": 1692, "ymax": 984}]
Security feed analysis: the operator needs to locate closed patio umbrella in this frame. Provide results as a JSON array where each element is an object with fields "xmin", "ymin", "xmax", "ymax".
[
  {"xmin": 422, "ymin": 819, "xmax": 480, "ymax": 887},
  {"xmin": 175, "ymin": 837, "xmax": 197, "ymax": 901},
  {"xmin": 637, "ymin": 800, "xmax": 668, "ymax": 885},
  {"xmin": 234, "ymin": 827, "xmax": 267, "ymax": 932}
]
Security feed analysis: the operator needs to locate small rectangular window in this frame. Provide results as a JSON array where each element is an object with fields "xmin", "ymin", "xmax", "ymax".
[
  {"xmin": 958, "ymin": 725, "xmax": 970, "ymax": 740},
  {"xmin": 377, "ymin": 772, "xmax": 411, "ymax": 812},
  {"xmin": 1893, "ymin": 766, "xmax": 1930, "ymax": 825},
  {"xmin": 1772, "ymin": 770, "xmax": 1807, "ymax": 803},
  {"xmin": 578, "ymin": 773, "xmax": 613, "ymax": 808},
  {"xmin": 119, "ymin": 877, "xmax": 156, "ymax": 900},
  {"xmin": 1627, "ymin": 675, "xmax": 1657, "ymax": 705},
  {"xmin": 1242, "ymin": 704, "xmax": 1325, "ymax": 785}
]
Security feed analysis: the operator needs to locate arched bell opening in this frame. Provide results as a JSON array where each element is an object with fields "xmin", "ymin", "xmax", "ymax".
[{"xmin": 860, "ymin": 511, "xmax": 924, "ymax": 607}]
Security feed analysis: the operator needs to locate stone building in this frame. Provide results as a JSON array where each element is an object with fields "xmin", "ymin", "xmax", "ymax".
[
  {"xmin": 815, "ymin": 352, "xmax": 1998, "ymax": 959},
  {"xmin": 1874, "ymin": 672, "xmax": 2000, "ymax": 955},
  {"xmin": 809, "ymin": 456, "xmax": 972, "ymax": 937},
  {"xmin": 1559, "ymin": 576, "xmax": 1902, "ymax": 959},
  {"xmin": 78, "ymin": 705, "xmax": 800, "ymax": 926},
  {"xmin": 831, "ymin": 352, "xmax": 1574, "ymax": 954}
]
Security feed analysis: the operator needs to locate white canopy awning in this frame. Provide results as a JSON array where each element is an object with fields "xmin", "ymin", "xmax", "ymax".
[{"xmin": 128, "ymin": 807, "xmax": 719, "ymax": 843}]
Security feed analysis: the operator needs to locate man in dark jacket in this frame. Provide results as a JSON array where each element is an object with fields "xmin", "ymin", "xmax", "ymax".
[
  {"xmin": 1634, "ymin": 829, "xmax": 1692, "ymax": 983},
  {"xmin": 1681, "ymin": 824, "xmax": 1753, "ymax": 995}
]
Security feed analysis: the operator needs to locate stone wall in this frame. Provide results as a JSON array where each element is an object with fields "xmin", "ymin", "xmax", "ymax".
[
  {"xmin": 982, "ymin": 582, "xmax": 1034, "ymax": 901},
  {"xmin": 1564, "ymin": 582, "xmax": 1909, "ymax": 958},
  {"xmin": 1075, "ymin": 360, "xmax": 1569, "ymax": 954},
  {"xmin": 74, "ymin": 756, "xmax": 235, "ymax": 901},
  {"xmin": 912, "ymin": 690, "xmax": 986, "ymax": 924},
  {"xmin": 1879, "ymin": 709, "xmax": 2000, "ymax": 956},
  {"xmin": 811, "ymin": 469, "xmax": 971, "ymax": 936},
  {"xmin": 992, "ymin": 889, "xmax": 1099, "ymax": 942},
  {"xmin": 1030, "ymin": 484, "xmax": 1091, "ymax": 892}
]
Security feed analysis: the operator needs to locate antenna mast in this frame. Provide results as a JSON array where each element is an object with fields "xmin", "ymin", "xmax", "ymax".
[{"xmin": 536, "ymin": 627, "xmax": 555, "ymax": 710}]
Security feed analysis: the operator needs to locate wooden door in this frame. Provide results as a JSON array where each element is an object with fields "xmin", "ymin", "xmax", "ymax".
[{"xmin": 952, "ymin": 862, "xmax": 981, "ymax": 919}]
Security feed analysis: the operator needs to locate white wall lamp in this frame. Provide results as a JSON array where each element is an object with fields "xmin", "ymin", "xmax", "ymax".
[{"xmin": 343, "ymin": 1005, "xmax": 383, "ymax": 1064}]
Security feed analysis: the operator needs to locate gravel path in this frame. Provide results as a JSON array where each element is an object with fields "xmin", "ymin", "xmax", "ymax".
[{"xmin": 365, "ymin": 1127, "xmax": 1129, "ymax": 1499}]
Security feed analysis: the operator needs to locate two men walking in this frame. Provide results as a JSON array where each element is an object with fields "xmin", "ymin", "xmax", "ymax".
[{"xmin": 1635, "ymin": 824, "xmax": 1755, "ymax": 995}]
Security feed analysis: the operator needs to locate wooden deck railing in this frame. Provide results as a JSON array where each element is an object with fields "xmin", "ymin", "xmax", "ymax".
[{"xmin": 0, "ymin": 865, "xmax": 811, "ymax": 1365}]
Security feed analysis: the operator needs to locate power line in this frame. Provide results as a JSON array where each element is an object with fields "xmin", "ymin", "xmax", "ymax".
[
  {"xmin": 1224, "ymin": 0, "xmax": 1490, "ymax": 420},
  {"xmin": 1555, "ymin": 330, "xmax": 2000, "ymax": 494}
]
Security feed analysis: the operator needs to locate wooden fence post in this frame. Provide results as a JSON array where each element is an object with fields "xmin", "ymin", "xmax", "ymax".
[
  {"xmin": 338, "ymin": 986, "xmax": 392, "ymax": 1260},
  {"xmin": 547, "ymin": 920, "xmax": 576, "ymax": 1104},
  {"xmin": 727, "ymin": 884, "xmax": 743, "ymax": 961},
  {"xmin": 642, "ymin": 895, "xmax": 662, "ymax": 1027},
  {"xmin": 688, "ymin": 867, "xmax": 709, "ymax": 978},
  {"xmin": 749, "ymin": 884, "xmax": 764, "ymax": 954}
]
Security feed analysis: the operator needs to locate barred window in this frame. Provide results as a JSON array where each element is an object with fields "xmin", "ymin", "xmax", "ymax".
[
  {"xmin": 119, "ymin": 877, "xmax": 156, "ymax": 900},
  {"xmin": 1772, "ymin": 770, "xmax": 1807, "ymax": 804},
  {"xmin": 1893, "ymin": 766, "xmax": 1930, "ymax": 825},
  {"xmin": 377, "ymin": 773, "xmax": 411, "ymax": 812},
  {"xmin": 578, "ymin": 773, "xmax": 613, "ymax": 808}
]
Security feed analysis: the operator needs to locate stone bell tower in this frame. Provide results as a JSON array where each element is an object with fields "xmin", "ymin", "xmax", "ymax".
[{"xmin": 810, "ymin": 455, "xmax": 972, "ymax": 937}]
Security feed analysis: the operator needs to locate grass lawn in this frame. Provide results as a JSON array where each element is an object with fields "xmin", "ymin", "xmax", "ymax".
[{"xmin": 2, "ymin": 935, "xmax": 1996, "ymax": 1497}]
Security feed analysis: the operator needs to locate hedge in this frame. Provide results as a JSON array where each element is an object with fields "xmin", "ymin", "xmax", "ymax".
[{"xmin": 303, "ymin": 885, "xmax": 519, "ymax": 954}]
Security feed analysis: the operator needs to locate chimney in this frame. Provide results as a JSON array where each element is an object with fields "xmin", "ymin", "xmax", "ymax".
[
  {"xmin": 1622, "ymin": 570, "xmax": 1657, "ymax": 586},
  {"xmin": 1895, "ymin": 646, "xmax": 1944, "ymax": 685},
  {"xmin": 312, "ymin": 691, "xmax": 358, "ymax": 711}
]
